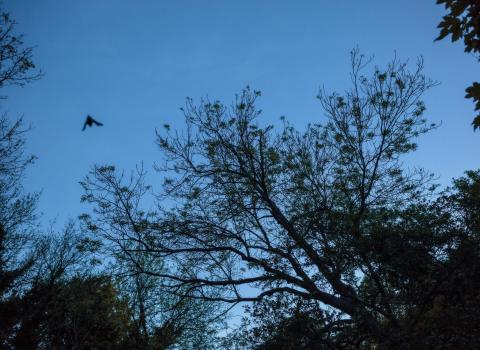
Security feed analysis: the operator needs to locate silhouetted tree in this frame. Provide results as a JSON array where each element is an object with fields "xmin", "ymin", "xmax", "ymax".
[
  {"xmin": 0, "ymin": 6, "xmax": 44, "ymax": 345},
  {"xmin": 1, "ymin": 219, "xmax": 103, "ymax": 349},
  {"xmin": 80, "ymin": 166, "xmax": 226, "ymax": 349},
  {"xmin": 0, "ymin": 9, "xmax": 41, "ymax": 91},
  {"xmin": 0, "ymin": 2, "xmax": 42, "ymax": 313},
  {"xmin": 435, "ymin": 0, "xmax": 480, "ymax": 129},
  {"xmin": 13, "ymin": 275, "xmax": 135, "ymax": 350},
  {"xmin": 222, "ymin": 293, "xmax": 362, "ymax": 350},
  {"xmin": 223, "ymin": 170, "xmax": 480, "ymax": 349},
  {"xmin": 82, "ymin": 49, "xmax": 441, "ymax": 346},
  {"xmin": 395, "ymin": 170, "xmax": 480, "ymax": 349},
  {"xmin": 0, "ymin": 116, "xmax": 40, "ymax": 347}
]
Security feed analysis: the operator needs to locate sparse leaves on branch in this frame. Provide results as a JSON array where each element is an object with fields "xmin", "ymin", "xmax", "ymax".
[{"xmin": 0, "ymin": 11, "xmax": 42, "ymax": 90}]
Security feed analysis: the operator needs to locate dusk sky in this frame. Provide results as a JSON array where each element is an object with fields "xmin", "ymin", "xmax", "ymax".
[{"xmin": 4, "ymin": 0, "xmax": 479, "ymax": 224}]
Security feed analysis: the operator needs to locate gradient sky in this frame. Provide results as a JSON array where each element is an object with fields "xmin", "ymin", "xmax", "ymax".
[{"xmin": 3, "ymin": 0, "xmax": 479, "ymax": 224}]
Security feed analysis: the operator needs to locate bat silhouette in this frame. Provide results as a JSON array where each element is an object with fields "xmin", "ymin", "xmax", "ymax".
[{"xmin": 82, "ymin": 115, "xmax": 103, "ymax": 131}]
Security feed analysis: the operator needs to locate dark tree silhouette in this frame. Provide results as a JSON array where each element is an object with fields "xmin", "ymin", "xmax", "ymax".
[
  {"xmin": 0, "ymin": 5, "xmax": 43, "ymax": 346},
  {"xmin": 0, "ymin": 117, "xmax": 39, "ymax": 349},
  {"xmin": 80, "ymin": 165, "xmax": 230, "ymax": 349},
  {"xmin": 0, "ymin": 11, "xmax": 42, "ymax": 91},
  {"xmin": 82, "ymin": 50, "xmax": 442, "ymax": 345},
  {"xmin": 225, "ymin": 170, "xmax": 480, "ymax": 349},
  {"xmin": 13, "ymin": 274, "xmax": 135, "ymax": 350}
]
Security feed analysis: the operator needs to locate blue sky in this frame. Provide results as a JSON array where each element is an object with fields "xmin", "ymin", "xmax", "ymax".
[{"xmin": 3, "ymin": 0, "xmax": 479, "ymax": 223}]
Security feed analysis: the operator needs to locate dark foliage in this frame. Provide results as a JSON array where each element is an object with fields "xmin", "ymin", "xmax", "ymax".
[
  {"xmin": 222, "ymin": 171, "xmax": 478, "ymax": 349},
  {"xmin": 12, "ymin": 276, "xmax": 134, "ymax": 350},
  {"xmin": 435, "ymin": 0, "xmax": 480, "ymax": 130}
]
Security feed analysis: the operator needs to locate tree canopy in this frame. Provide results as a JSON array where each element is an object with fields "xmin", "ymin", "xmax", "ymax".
[{"xmin": 79, "ymin": 50, "xmax": 480, "ymax": 348}]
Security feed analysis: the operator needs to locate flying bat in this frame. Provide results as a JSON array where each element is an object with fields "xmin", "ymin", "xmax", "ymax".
[{"xmin": 82, "ymin": 115, "xmax": 103, "ymax": 131}]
